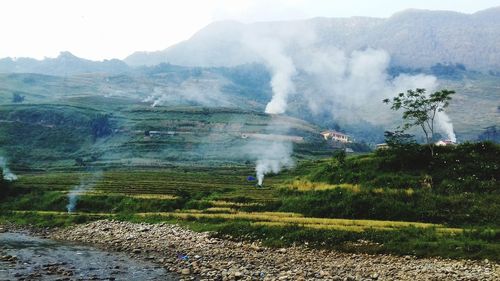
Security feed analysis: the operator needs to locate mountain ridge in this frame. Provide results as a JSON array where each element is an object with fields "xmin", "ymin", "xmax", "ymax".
[{"xmin": 125, "ymin": 7, "xmax": 500, "ymax": 70}]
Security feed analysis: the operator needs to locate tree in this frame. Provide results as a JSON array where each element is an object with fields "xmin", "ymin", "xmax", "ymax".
[
  {"xmin": 383, "ymin": 88, "xmax": 455, "ymax": 156},
  {"xmin": 384, "ymin": 130, "xmax": 416, "ymax": 148}
]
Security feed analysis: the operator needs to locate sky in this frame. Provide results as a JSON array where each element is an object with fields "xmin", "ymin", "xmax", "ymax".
[{"xmin": 0, "ymin": 0, "xmax": 498, "ymax": 60}]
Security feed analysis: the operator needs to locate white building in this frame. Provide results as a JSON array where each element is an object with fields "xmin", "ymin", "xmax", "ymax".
[{"xmin": 321, "ymin": 130, "xmax": 351, "ymax": 143}]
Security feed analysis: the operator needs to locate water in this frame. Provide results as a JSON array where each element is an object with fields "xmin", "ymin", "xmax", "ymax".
[{"xmin": 0, "ymin": 232, "xmax": 178, "ymax": 281}]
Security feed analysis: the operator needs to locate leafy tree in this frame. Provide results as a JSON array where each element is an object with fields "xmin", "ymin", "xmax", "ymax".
[
  {"xmin": 384, "ymin": 130, "xmax": 416, "ymax": 148},
  {"xmin": 383, "ymin": 88, "xmax": 455, "ymax": 156}
]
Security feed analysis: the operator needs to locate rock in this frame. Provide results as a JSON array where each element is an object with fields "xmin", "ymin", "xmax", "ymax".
[
  {"xmin": 234, "ymin": 271, "xmax": 243, "ymax": 279},
  {"xmin": 181, "ymin": 268, "xmax": 191, "ymax": 275},
  {"xmin": 139, "ymin": 227, "xmax": 150, "ymax": 232},
  {"xmin": 42, "ymin": 220, "xmax": 499, "ymax": 281}
]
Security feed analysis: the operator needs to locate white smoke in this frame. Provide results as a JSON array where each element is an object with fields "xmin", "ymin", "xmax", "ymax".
[
  {"xmin": 239, "ymin": 24, "xmax": 455, "ymax": 139},
  {"xmin": 238, "ymin": 25, "xmax": 456, "ymax": 181},
  {"xmin": 143, "ymin": 78, "xmax": 234, "ymax": 108},
  {"xmin": 66, "ymin": 171, "xmax": 103, "ymax": 213},
  {"xmin": 254, "ymin": 140, "xmax": 294, "ymax": 185},
  {"xmin": 436, "ymin": 110, "xmax": 457, "ymax": 142},
  {"xmin": 0, "ymin": 157, "xmax": 17, "ymax": 181}
]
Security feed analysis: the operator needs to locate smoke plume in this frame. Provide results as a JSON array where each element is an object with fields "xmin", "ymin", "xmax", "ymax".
[
  {"xmin": 239, "ymin": 24, "xmax": 455, "ymax": 141},
  {"xmin": 254, "ymin": 140, "xmax": 294, "ymax": 185},
  {"xmin": 236, "ymin": 24, "xmax": 458, "ymax": 180},
  {"xmin": 67, "ymin": 171, "xmax": 103, "ymax": 213},
  {"xmin": 0, "ymin": 157, "xmax": 17, "ymax": 181},
  {"xmin": 143, "ymin": 77, "xmax": 234, "ymax": 108},
  {"xmin": 436, "ymin": 110, "xmax": 457, "ymax": 142}
]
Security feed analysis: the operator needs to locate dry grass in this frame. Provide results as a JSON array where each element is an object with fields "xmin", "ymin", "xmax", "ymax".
[
  {"xmin": 138, "ymin": 210, "xmax": 462, "ymax": 233},
  {"xmin": 284, "ymin": 180, "xmax": 416, "ymax": 195},
  {"xmin": 250, "ymin": 221, "xmax": 390, "ymax": 232},
  {"xmin": 12, "ymin": 210, "xmax": 463, "ymax": 234},
  {"xmin": 209, "ymin": 200, "xmax": 263, "ymax": 208},
  {"xmin": 283, "ymin": 180, "xmax": 361, "ymax": 192},
  {"xmin": 59, "ymin": 191, "xmax": 177, "ymax": 200},
  {"xmin": 204, "ymin": 207, "xmax": 237, "ymax": 213}
]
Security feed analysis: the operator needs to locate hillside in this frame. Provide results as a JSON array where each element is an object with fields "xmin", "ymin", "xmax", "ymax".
[
  {"xmin": 125, "ymin": 8, "xmax": 500, "ymax": 71},
  {"xmin": 0, "ymin": 101, "xmax": 335, "ymax": 171},
  {"xmin": 0, "ymin": 63, "xmax": 498, "ymax": 143}
]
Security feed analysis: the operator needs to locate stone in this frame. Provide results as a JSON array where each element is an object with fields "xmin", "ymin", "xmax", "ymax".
[
  {"xmin": 181, "ymin": 268, "xmax": 191, "ymax": 275},
  {"xmin": 234, "ymin": 271, "xmax": 243, "ymax": 278}
]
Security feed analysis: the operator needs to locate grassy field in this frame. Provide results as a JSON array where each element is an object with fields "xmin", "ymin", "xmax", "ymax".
[{"xmin": 1, "ymin": 145, "xmax": 499, "ymax": 261}]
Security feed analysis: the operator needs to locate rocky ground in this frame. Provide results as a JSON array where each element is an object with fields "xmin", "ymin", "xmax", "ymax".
[
  {"xmin": 0, "ymin": 225, "xmax": 172, "ymax": 281},
  {"xmin": 41, "ymin": 220, "xmax": 499, "ymax": 281}
]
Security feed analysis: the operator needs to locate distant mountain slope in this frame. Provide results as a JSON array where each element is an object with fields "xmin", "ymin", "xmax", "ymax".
[
  {"xmin": 0, "ymin": 64, "xmax": 498, "ymax": 142},
  {"xmin": 125, "ymin": 7, "xmax": 500, "ymax": 70},
  {"xmin": 0, "ymin": 52, "xmax": 130, "ymax": 76},
  {"xmin": 0, "ymin": 103, "xmax": 330, "ymax": 170}
]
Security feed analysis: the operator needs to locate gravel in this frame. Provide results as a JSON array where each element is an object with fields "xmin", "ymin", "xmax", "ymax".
[{"xmin": 43, "ymin": 220, "xmax": 499, "ymax": 281}]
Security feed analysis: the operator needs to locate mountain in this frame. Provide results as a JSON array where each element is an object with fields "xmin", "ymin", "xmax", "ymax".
[
  {"xmin": 0, "ymin": 52, "xmax": 130, "ymax": 76},
  {"xmin": 125, "ymin": 7, "xmax": 500, "ymax": 71}
]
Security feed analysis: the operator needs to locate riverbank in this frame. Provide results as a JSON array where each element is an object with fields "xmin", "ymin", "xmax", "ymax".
[
  {"xmin": 27, "ymin": 220, "xmax": 499, "ymax": 281},
  {"xmin": 0, "ymin": 227, "xmax": 175, "ymax": 281}
]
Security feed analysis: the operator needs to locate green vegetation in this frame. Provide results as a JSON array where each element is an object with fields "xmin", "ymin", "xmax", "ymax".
[
  {"xmin": 1, "ymin": 142, "xmax": 498, "ymax": 261},
  {"xmin": 0, "ymin": 104, "xmax": 334, "ymax": 170},
  {"xmin": 0, "ymin": 73, "xmax": 498, "ymax": 261},
  {"xmin": 0, "ymin": 169, "xmax": 6, "ymax": 199},
  {"xmin": 383, "ymin": 88, "xmax": 455, "ymax": 156}
]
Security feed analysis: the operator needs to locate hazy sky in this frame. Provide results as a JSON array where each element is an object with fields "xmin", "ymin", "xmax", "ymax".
[{"xmin": 1, "ymin": 0, "xmax": 498, "ymax": 60}]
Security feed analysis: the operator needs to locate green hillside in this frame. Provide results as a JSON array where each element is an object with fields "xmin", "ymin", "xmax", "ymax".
[
  {"xmin": 1, "ymin": 64, "xmax": 499, "ymax": 143},
  {"xmin": 0, "ymin": 102, "xmax": 334, "ymax": 170}
]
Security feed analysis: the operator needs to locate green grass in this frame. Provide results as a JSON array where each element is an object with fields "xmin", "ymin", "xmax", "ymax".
[
  {"xmin": 1, "ymin": 210, "xmax": 498, "ymax": 261},
  {"xmin": 0, "ymin": 103, "xmax": 332, "ymax": 170},
  {"xmin": 1, "ymin": 143, "xmax": 499, "ymax": 261}
]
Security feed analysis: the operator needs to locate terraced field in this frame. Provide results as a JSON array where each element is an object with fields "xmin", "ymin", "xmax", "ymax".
[
  {"xmin": 6, "ymin": 168, "xmax": 467, "ymax": 234},
  {"xmin": 12, "ymin": 168, "xmax": 283, "ymax": 203}
]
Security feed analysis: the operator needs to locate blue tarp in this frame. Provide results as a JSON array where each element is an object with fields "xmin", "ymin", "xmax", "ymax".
[{"xmin": 247, "ymin": 176, "xmax": 256, "ymax": 181}]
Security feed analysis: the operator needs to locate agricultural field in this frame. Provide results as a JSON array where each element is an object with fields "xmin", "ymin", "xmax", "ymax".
[
  {"xmin": 2, "ymin": 143, "xmax": 499, "ymax": 261},
  {"xmin": 0, "ymin": 70, "xmax": 498, "ymax": 261}
]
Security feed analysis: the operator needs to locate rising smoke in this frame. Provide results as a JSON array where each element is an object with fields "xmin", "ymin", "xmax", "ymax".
[
  {"xmin": 241, "ymin": 25, "xmax": 456, "ymax": 182},
  {"xmin": 66, "ymin": 171, "xmax": 103, "ymax": 213},
  {"xmin": 0, "ymin": 157, "xmax": 17, "ymax": 181},
  {"xmin": 254, "ymin": 141, "xmax": 294, "ymax": 185},
  {"xmin": 436, "ymin": 110, "xmax": 457, "ymax": 142},
  {"xmin": 143, "ymin": 77, "xmax": 235, "ymax": 108}
]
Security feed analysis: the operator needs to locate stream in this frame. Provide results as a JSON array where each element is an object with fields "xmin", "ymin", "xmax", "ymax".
[{"xmin": 0, "ymin": 232, "xmax": 178, "ymax": 281}]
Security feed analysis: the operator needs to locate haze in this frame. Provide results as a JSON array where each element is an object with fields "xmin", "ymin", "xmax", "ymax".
[{"xmin": 1, "ymin": 0, "xmax": 498, "ymax": 61}]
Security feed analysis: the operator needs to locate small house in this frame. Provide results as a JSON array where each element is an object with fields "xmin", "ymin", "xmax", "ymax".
[{"xmin": 321, "ymin": 130, "xmax": 350, "ymax": 143}]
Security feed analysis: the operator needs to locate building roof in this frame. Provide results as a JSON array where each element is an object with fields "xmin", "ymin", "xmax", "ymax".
[{"xmin": 321, "ymin": 130, "xmax": 348, "ymax": 137}]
